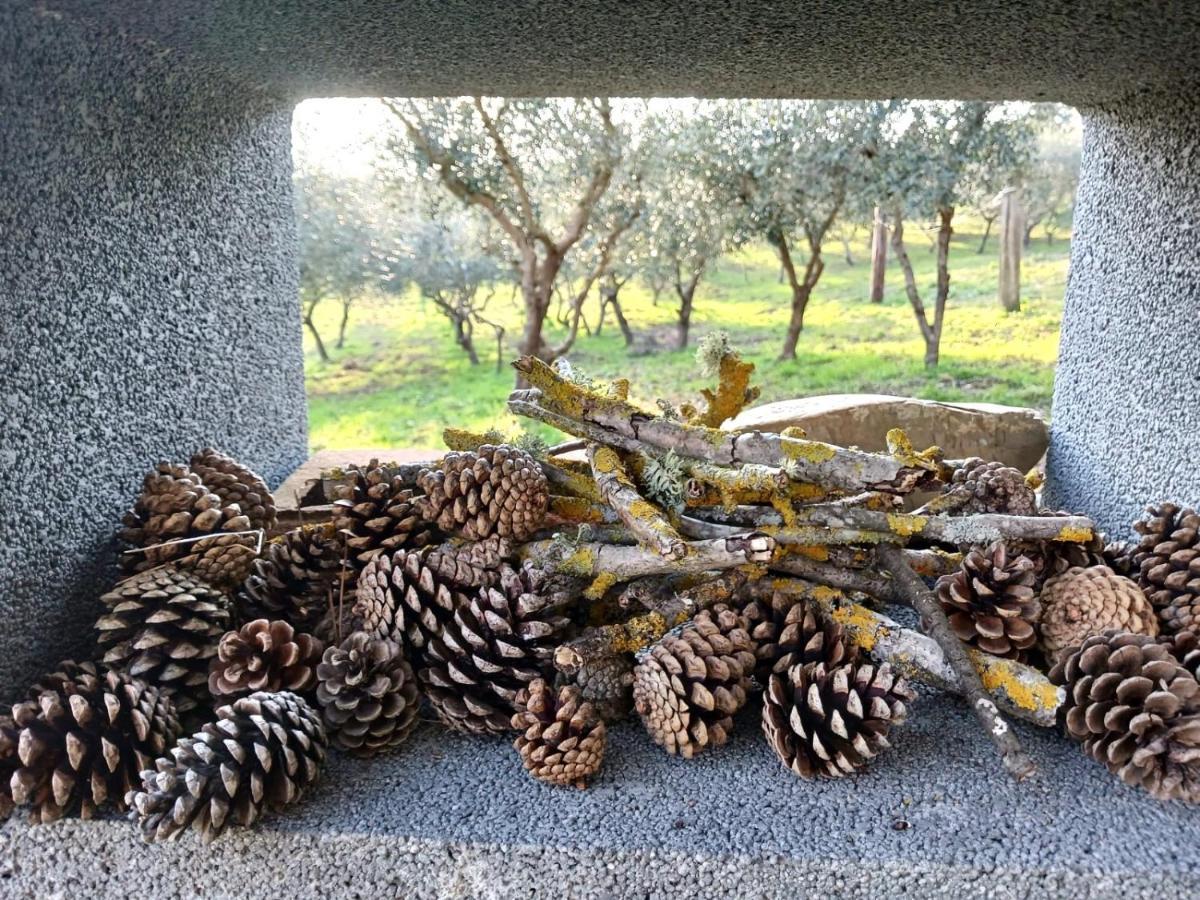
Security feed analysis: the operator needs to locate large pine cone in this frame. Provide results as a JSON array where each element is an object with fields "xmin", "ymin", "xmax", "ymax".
[
  {"xmin": 512, "ymin": 679, "xmax": 606, "ymax": 789},
  {"xmin": 353, "ymin": 541, "xmax": 505, "ymax": 664},
  {"xmin": 208, "ymin": 619, "xmax": 323, "ymax": 699},
  {"xmin": 1161, "ymin": 631, "xmax": 1200, "ymax": 679},
  {"xmin": 743, "ymin": 593, "xmax": 855, "ymax": 680},
  {"xmin": 174, "ymin": 533, "xmax": 259, "ymax": 593},
  {"xmin": 237, "ymin": 524, "xmax": 353, "ymax": 632},
  {"xmin": 332, "ymin": 461, "xmax": 438, "ymax": 568},
  {"xmin": 950, "ymin": 457, "xmax": 1037, "ymax": 516},
  {"xmin": 315, "ymin": 632, "xmax": 420, "ymax": 757},
  {"xmin": 633, "ymin": 604, "xmax": 756, "ymax": 758},
  {"xmin": 419, "ymin": 564, "xmax": 573, "ymax": 734},
  {"xmin": 0, "ymin": 661, "xmax": 179, "ymax": 823},
  {"xmin": 935, "ymin": 542, "xmax": 1040, "ymax": 659},
  {"xmin": 763, "ymin": 661, "xmax": 913, "ymax": 779},
  {"xmin": 1039, "ymin": 566, "xmax": 1158, "ymax": 663},
  {"xmin": 95, "ymin": 566, "xmax": 233, "ymax": 713},
  {"xmin": 190, "ymin": 448, "xmax": 277, "ymax": 532},
  {"xmin": 127, "ymin": 691, "xmax": 327, "ymax": 844},
  {"xmin": 1127, "ymin": 503, "xmax": 1200, "ymax": 635},
  {"xmin": 119, "ymin": 462, "xmax": 252, "ymax": 573},
  {"xmin": 416, "ymin": 445, "xmax": 548, "ymax": 542},
  {"xmin": 1049, "ymin": 631, "xmax": 1200, "ymax": 803}
]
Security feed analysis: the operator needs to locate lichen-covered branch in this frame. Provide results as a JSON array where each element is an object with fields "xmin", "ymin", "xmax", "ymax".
[
  {"xmin": 748, "ymin": 578, "xmax": 1060, "ymax": 727},
  {"xmin": 588, "ymin": 444, "xmax": 687, "ymax": 559},
  {"xmin": 510, "ymin": 357, "xmax": 941, "ymax": 493},
  {"xmin": 875, "ymin": 543, "xmax": 1038, "ymax": 781},
  {"xmin": 690, "ymin": 351, "xmax": 760, "ymax": 428}
]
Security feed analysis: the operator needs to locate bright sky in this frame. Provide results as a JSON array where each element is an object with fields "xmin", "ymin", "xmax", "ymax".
[{"xmin": 292, "ymin": 98, "xmax": 394, "ymax": 176}]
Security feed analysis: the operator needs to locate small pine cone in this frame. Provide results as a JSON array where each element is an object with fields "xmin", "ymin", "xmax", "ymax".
[
  {"xmin": 511, "ymin": 679, "xmax": 606, "ymax": 789},
  {"xmin": 570, "ymin": 653, "xmax": 634, "ymax": 722},
  {"xmin": 416, "ymin": 445, "xmax": 549, "ymax": 542},
  {"xmin": 950, "ymin": 457, "xmax": 1037, "ymax": 516},
  {"xmin": 174, "ymin": 533, "xmax": 259, "ymax": 593},
  {"xmin": 95, "ymin": 566, "xmax": 233, "ymax": 713},
  {"xmin": 1039, "ymin": 566, "xmax": 1158, "ymax": 663},
  {"xmin": 419, "ymin": 564, "xmax": 573, "ymax": 734},
  {"xmin": 763, "ymin": 661, "xmax": 914, "ymax": 779},
  {"xmin": 119, "ymin": 462, "xmax": 252, "ymax": 573},
  {"xmin": 1049, "ymin": 631, "xmax": 1200, "ymax": 803},
  {"xmin": 1128, "ymin": 503, "xmax": 1200, "ymax": 635},
  {"xmin": 743, "ymin": 593, "xmax": 855, "ymax": 680},
  {"xmin": 353, "ymin": 546, "xmax": 476, "ymax": 664},
  {"xmin": 127, "ymin": 691, "xmax": 327, "ymax": 844},
  {"xmin": 332, "ymin": 461, "xmax": 438, "ymax": 568},
  {"xmin": 315, "ymin": 632, "xmax": 420, "ymax": 757},
  {"xmin": 1160, "ymin": 631, "xmax": 1200, "ymax": 679},
  {"xmin": 190, "ymin": 448, "xmax": 277, "ymax": 532},
  {"xmin": 237, "ymin": 525, "xmax": 354, "ymax": 632},
  {"xmin": 1020, "ymin": 512, "xmax": 1113, "ymax": 588},
  {"xmin": 633, "ymin": 604, "xmax": 757, "ymax": 758},
  {"xmin": 208, "ymin": 619, "xmax": 323, "ymax": 699},
  {"xmin": 935, "ymin": 541, "xmax": 1040, "ymax": 659},
  {"xmin": 0, "ymin": 661, "xmax": 179, "ymax": 823}
]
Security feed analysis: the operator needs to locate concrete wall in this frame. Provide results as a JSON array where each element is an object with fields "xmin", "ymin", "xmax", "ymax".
[
  {"xmin": 1046, "ymin": 94, "xmax": 1200, "ymax": 536},
  {"xmin": 0, "ymin": 8, "xmax": 307, "ymax": 699}
]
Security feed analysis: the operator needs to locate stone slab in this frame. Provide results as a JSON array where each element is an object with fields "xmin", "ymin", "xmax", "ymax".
[
  {"xmin": 727, "ymin": 394, "xmax": 1048, "ymax": 473},
  {"xmin": 3, "ymin": 689, "xmax": 1199, "ymax": 899}
]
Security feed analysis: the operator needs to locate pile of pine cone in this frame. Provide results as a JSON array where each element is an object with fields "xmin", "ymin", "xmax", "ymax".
[{"xmin": 3, "ymin": 404, "xmax": 1200, "ymax": 845}]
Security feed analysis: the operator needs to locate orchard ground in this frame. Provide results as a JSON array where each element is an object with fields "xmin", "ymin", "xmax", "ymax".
[{"xmin": 304, "ymin": 219, "xmax": 1070, "ymax": 450}]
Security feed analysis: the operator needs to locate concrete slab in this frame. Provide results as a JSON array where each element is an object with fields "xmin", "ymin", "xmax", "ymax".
[{"xmin": 4, "ymin": 691, "xmax": 1198, "ymax": 898}]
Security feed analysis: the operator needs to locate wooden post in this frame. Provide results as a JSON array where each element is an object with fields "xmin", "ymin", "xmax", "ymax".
[
  {"xmin": 998, "ymin": 188, "xmax": 1024, "ymax": 312},
  {"xmin": 869, "ymin": 205, "xmax": 887, "ymax": 303}
]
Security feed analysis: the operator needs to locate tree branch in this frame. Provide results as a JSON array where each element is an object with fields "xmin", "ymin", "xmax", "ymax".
[{"xmin": 588, "ymin": 444, "xmax": 686, "ymax": 559}]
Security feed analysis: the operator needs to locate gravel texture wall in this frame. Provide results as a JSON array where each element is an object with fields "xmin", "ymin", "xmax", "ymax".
[
  {"xmin": 0, "ymin": 8, "xmax": 307, "ymax": 700},
  {"xmin": 1046, "ymin": 93, "xmax": 1200, "ymax": 536}
]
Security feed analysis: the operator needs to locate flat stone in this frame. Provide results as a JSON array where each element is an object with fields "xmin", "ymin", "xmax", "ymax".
[
  {"xmin": 274, "ymin": 448, "xmax": 440, "ymax": 510},
  {"xmin": 727, "ymin": 394, "xmax": 1048, "ymax": 472}
]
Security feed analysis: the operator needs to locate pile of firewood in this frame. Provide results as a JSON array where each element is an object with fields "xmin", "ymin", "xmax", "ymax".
[{"xmin": 3, "ymin": 338, "xmax": 1198, "ymax": 846}]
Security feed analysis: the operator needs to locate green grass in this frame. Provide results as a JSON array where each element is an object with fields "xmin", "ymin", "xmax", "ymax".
[{"xmin": 304, "ymin": 220, "xmax": 1071, "ymax": 450}]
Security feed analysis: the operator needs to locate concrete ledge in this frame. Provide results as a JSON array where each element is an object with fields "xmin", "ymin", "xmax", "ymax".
[{"xmin": 4, "ymin": 693, "xmax": 1199, "ymax": 899}]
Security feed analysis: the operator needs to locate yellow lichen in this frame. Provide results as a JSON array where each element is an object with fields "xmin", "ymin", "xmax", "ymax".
[
  {"xmin": 611, "ymin": 612, "xmax": 668, "ymax": 654},
  {"xmin": 886, "ymin": 513, "xmax": 928, "ymax": 538},
  {"xmin": 974, "ymin": 653, "xmax": 1062, "ymax": 714},
  {"xmin": 781, "ymin": 439, "xmax": 838, "ymax": 464},
  {"xmin": 558, "ymin": 546, "xmax": 597, "ymax": 579},
  {"xmin": 1055, "ymin": 524, "xmax": 1094, "ymax": 543},
  {"xmin": 780, "ymin": 426, "xmax": 807, "ymax": 439},
  {"xmin": 885, "ymin": 427, "xmax": 943, "ymax": 471},
  {"xmin": 793, "ymin": 544, "xmax": 830, "ymax": 562},
  {"xmin": 828, "ymin": 603, "xmax": 888, "ymax": 652},
  {"xmin": 547, "ymin": 495, "xmax": 609, "ymax": 523},
  {"xmin": 584, "ymin": 571, "xmax": 619, "ymax": 601}
]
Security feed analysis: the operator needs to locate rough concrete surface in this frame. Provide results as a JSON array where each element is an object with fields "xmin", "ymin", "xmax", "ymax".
[
  {"xmin": 28, "ymin": 1, "xmax": 1200, "ymax": 104},
  {"xmin": 3, "ymin": 693, "xmax": 1199, "ymax": 898},
  {"xmin": 0, "ymin": 8, "xmax": 307, "ymax": 700},
  {"xmin": 1047, "ymin": 93, "xmax": 1200, "ymax": 536}
]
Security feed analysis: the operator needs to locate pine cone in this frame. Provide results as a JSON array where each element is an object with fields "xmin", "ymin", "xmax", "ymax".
[
  {"xmin": 416, "ymin": 445, "xmax": 548, "ymax": 542},
  {"xmin": 95, "ymin": 566, "xmax": 233, "ymax": 713},
  {"xmin": 1039, "ymin": 566, "xmax": 1158, "ymax": 663},
  {"xmin": 1019, "ymin": 512, "xmax": 1114, "ymax": 588},
  {"xmin": 935, "ymin": 542, "xmax": 1040, "ymax": 659},
  {"xmin": 174, "ymin": 533, "xmax": 259, "ymax": 593},
  {"xmin": 119, "ymin": 462, "xmax": 252, "ymax": 573},
  {"xmin": 570, "ymin": 653, "xmax": 634, "ymax": 722},
  {"xmin": 190, "ymin": 448, "xmax": 277, "ymax": 532},
  {"xmin": 743, "ymin": 593, "xmax": 855, "ymax": 680},
  {"xmin": 0, "ymin": 661, "xmax": 179, "ymax": 823},
  {"xmin": 332, "ymin": 461, "xmax": 438, "ymax": 567},
  {"xmin": 763, "ymin": 661, "xmax": 914, "ymax": 779},
  {"xmin": 511, "ymin": 679, "xmax": 606, "ymax": 789},
  {"xmin": 1128, "ymin": 503, "xmax": 1200, "ymax": 635},
  {"xmin": 950, "ymin": 457, "xmax": 1037, "ymax": 516},
  {"xmin": 208, "ymin": 619, "xmax": 323, "ymax": 699},
  {"xmin": 1160, "ymin": 631, "xmax": 1200, "ymax": 679},
  {"xmin": 1049, "ymin": 631, "xmax": 1200, "ymax": 803},
  {"xmin": 353, "ymin": 545, "xmax": 485, "ymax": 664},
  {"xmin": 315, "ymin": 632, "xmax": 420, "ymax": 757},
  {"xmin": 419, "ymin": 564, "xmax": 573, "ymax": 734},
  {"xmin": 633, "ymin": 604, "xmax": 756, "ymax": 758},
  {"xmin": 127, "ymin": 691, "xmax": 327, "ymax": 844},
  {"xmin": 237, "ymin": 525, "xmax": 353, "ymax": 632}
]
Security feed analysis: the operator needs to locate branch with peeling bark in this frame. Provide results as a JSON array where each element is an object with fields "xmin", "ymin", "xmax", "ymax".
[{"xmin": 588, "ymin": 444, "xmax": 686, "ymax": 559}]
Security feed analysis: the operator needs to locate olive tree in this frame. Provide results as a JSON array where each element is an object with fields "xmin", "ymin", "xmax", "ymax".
[{"xmin": 380, "ymin": 97, "xmax": 627, "ymax": 379}]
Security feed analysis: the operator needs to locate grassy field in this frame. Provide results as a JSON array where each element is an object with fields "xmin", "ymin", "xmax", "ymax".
[{"xmin": 304, "ymin": 220, "xmax": 1071, "ymax": 450}]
